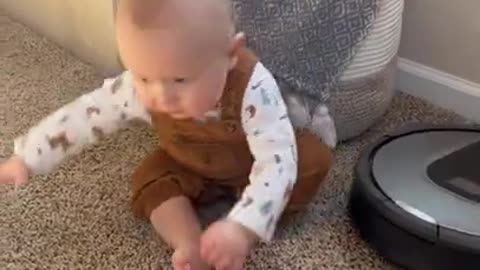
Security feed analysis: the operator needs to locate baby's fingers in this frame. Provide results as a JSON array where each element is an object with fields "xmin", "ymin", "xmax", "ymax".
[
  {"xmin": 0, "ymin": 166, "xmax": 14, "ymax": 185},
  {"xmin": 230, "ymin": 259, "xmax": 244, "ymax": 270},
  {"xmin": 14, "ymin": 179, "xmax": 23, "ymax": 194},
  {"xmin": 0, "ymin": 162, "xmax": 28, "ymax": 189},
  {"xmin": 216, "ymin": 257, "xmax": 235, "ymax": 270}
]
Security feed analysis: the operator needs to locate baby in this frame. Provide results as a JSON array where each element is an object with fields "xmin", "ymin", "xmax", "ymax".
[{"xmin": 0, "ymin": 0, "xmax": 333, "ymax": 269}]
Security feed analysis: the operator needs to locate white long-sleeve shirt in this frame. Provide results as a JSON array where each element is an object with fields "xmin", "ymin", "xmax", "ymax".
[{"xmin": 13, "ymin": 62, "xmax": 298, "ymax": 241}]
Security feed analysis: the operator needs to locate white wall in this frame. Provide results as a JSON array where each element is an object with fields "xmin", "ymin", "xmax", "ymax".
[
  {"xmin": 398, "ymin": 0, "xmax": 480, "ymax": 84},
  {"xmin": 0, "ymin": 0, "xmax": 120, "ymax": 75},
  {"xmin": 396, "ymin": 0, "xmax": 480, "ymax": 122}
]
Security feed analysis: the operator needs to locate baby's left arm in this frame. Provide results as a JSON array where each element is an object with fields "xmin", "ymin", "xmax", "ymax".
[{"xmin": 226, "ymin": 62, "xmax": 298, "ymax": 242}]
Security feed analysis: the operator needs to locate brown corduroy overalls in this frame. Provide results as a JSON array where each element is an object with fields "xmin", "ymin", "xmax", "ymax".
[{"xmin": 131, "ymin": 49, "xmax": 333, "ymax": 219}]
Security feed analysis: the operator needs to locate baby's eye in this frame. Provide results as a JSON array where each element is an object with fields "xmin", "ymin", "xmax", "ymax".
[
  {"xmin": 141, "ymin": 78, "xmax": 149, "ymax": 84},
  {"xmin": 174, "ymin": 78, "xmax": 187, "ymax": 84}
]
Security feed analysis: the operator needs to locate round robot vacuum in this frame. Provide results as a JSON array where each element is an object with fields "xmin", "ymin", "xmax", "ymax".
[{"xmin": 349, "ymin": 123, "xmax": 480, "ymax": 270}]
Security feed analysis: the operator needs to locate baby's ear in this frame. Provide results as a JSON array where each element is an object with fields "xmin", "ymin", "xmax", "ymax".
[{"xmin": 228, "ymin": 32, "xmax": 246, "ymax": 70}]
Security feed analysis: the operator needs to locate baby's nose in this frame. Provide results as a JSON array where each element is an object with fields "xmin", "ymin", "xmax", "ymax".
[
  {"xmin": 149, "ymin": 96, "xmax": 178, "ymax": 113},
  {"xmin": 152, "ymin": 84, "xmax": 177, "ymax": 106}
]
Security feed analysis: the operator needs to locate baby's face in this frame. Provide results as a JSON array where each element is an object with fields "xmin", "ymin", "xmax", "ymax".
[{"xmin": 116, "ymin": 2, "xmax": 241, "ymax": 120}]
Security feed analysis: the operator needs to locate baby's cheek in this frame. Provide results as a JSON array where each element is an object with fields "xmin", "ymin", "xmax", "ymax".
[
  {"xmin": 183, "ymin": 93, "xmax": 203, "ymax": 113},
  {"xmin": 132, "ymin": 86, "xmax": 144, "ymax": 102},
  {"xmin": 136, "ymin": 88, "xmax": 155, "ymax": 110}
]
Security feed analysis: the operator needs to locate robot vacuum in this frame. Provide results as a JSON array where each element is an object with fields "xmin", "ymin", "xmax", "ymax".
[{"xmin": 349, "ymin": 123, "xmax": 480, "ymax": 270}]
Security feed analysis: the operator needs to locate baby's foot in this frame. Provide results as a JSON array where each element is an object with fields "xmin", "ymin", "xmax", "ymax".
[
  {"xmin": 310, "ymin": 104, "xmax": 337, "ymax": 148},
  {"xmin": 172, "ymin": 245, "xmax": 210, "ymax": 270}
]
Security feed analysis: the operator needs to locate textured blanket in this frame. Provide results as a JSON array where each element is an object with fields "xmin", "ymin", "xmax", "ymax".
[{"xmin": 232, "ymin": 0, "xmax": 378, "ymax": 102}]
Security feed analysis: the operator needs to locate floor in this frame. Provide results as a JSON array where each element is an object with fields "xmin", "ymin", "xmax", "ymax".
[{"xmin": 0, "ymin": 11, "xmax": 468, "ymax": 270}]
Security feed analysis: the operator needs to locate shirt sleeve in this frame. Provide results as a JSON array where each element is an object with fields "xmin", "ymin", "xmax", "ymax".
[
  {"xmin": 226, "ymin": 62, "xmax": 298, "ymax": 241},
  {"xmin": 13, "ymin": 71, "xmax": 151, "ymax": 175}
]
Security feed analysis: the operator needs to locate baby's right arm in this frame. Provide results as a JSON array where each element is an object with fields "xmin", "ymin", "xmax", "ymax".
[{"xmin": 12, "ymin": 71, "xmax": 151, "ymax": 176}]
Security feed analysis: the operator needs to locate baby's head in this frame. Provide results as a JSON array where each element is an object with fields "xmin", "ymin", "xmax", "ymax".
[{"xmin": 116, "ymin": 0, "xmax": 245, "ymax": 119}]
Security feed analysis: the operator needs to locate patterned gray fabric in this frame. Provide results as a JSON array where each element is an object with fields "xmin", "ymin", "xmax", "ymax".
[{"xmin": 232, "ymin": 0, "xmax": 378, "ymax": 102}]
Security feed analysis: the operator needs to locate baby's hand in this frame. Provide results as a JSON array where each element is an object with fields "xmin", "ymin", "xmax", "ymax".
[
  {"xmin": 200, "ymin": 220, "xmax": 258, "ymax": 270},
  {"xmin": 0, "ymin": 156, "xmax": 29, "ymax": 189}
]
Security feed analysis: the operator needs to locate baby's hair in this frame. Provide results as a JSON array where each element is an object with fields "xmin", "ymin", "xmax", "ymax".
[
  {"xmin": 117, "ymin": 0, "xmax": 165, "ymax": 29},
  {"xmin": 117, "ymin": 0, "xmax": 235, "ymax": 30}
]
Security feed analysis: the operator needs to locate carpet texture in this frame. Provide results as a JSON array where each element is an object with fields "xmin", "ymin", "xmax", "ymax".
[{"xmin": 0, "ymin": 11, "xmax": 468, "ymax": 270}]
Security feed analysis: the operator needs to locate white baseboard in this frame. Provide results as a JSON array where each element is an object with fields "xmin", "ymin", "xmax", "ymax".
[{"xmin": 395, "ymin": 58, "xmax": 480, "ymax": 123}]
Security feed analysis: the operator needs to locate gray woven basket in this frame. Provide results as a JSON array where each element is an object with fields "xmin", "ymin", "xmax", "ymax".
[
  {"xmin": 329, "ymin": 57, "xmax": 397, "ymax": 141},
  {"xmin": 329, "ymin": 0, "xmax": 403, "ymax": 141}
]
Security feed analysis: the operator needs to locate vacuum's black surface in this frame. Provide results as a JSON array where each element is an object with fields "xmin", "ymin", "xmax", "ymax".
[{"xmin": 349, "ymin": 123, "xmax": 480, "ymax": 270}]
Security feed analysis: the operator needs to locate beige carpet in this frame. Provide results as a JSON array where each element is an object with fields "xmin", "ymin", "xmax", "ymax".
[{"xmin": 0, "ymin": 12, "xmax": 468, "ymax": 270}]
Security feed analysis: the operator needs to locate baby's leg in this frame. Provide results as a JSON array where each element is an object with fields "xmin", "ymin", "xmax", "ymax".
[
  {"xmin": 131, "ymin": 149, "xmax": 210, "ymax": 270},
  {"xmin": 151, "ymin": 197, "xmax": 209, "ymax": 270},
  {"xmin": 285, "ymin": 131, "xmax": 334, "ymax": 213}
]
